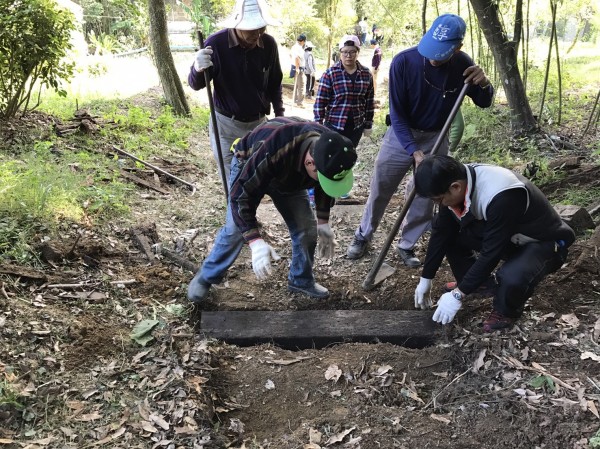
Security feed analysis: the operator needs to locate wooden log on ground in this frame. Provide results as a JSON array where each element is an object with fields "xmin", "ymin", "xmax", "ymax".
[
  {"xmin": 119, "ymin": 169, "xmax": 170, "ymax": 194},
  {"xmin": 0, "ymin": 264, "xmax": 48, "ymax": 282},
  {"xmin": 548, "ymin": 156, "xmax": 582, "ymax": 171},
  {"xmin": 575, "ymin": 226, "xmax": 600, "ymax": 274},
  {"xmin": 555, "ymin": 205, "xmax": 596, "ymax": 234},
  {"xmin": 200, "ymin": 310, "xmax": 437, "ymax": 349}
]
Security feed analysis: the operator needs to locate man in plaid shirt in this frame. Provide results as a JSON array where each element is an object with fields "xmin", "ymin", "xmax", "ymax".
[
  {"xmin": 313, "ymin": 35, "xmax": 374, "ymax": 147},
  {"xmin": 187, "ymin": 117, "xmax": 357, "ymax": 304}
]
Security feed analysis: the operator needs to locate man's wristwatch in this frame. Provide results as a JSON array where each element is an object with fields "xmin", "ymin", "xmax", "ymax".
[{"xmin": 451, "ymin": 288, "xmax": 464, "ymax": 301}]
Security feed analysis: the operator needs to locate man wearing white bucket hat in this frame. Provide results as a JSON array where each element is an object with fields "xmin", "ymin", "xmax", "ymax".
[{"xmin": 188, "ymin": 0, "xmax": 284, "ymax": 186}]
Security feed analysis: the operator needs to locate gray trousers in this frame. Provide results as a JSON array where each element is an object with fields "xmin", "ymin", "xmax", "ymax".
[
  {"xmin": 294, "ymin": 71, "xmax": 304, "ymax": 105},
  {"xmin": 208, "ymin": 111, "xmax": 267, "ymax": 186},
  {"xmin": 355, "ymin": 127, "xmax": 449, "ymax": 250}
]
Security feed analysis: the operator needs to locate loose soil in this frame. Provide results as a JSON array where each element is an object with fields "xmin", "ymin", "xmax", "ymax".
[{"xmin": 1, "ymin": 77, "xmax": 600, "ymax": 449}]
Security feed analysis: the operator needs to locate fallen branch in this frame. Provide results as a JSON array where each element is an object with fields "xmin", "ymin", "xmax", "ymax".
[
  {"xmin": 154, "ymin": 244, "xmax": 198, "ymax": 273},
  {"xmin": 109, "ymin": 279, "xmax": 138, "ymax": 285},
  {"xmin": 46, "ymin": 282, "xmax": 97, "ymax": 289},
  {"xmin": 112, "ymin": 146, "xmax": 197, "ymax": 193},
  {"xmin": 119, "ymin": 169, "xmax": 170, "ymax": 195},
  {"xmin": 130, "ymin": 225, "xmax": 159, "ymax": 265}
]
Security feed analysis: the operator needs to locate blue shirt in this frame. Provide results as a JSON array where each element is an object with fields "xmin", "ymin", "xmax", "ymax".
[
  {"xmin": 389, "ymin": 46, "xmax": 494, "ymax": 155},
  {"xmin": 188, "ymin": 29, "xmax": 284, "ymax": 118}
]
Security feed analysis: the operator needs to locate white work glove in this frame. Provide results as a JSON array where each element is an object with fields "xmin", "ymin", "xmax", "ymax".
[
  {"xmin": 249, "ymin": 239, "xmax": 281, "ymax": 280},
  {"xmin": 363, "ymin": 128, "xmax": 373, "ymax": 137},
  {"xmin": 194, "ymin": 47, "xmax": 213, "ymax": 72},
  {"xmin": 414, "ymin": 277, "xmax": 433, "ymax": 310},
  {"xmin": 317, "ymin": 223, "xmax": 336, "ymax": 259},
  {"xmin": 432, "ymin": 292, "xmax": 462, "ymax": 325}
]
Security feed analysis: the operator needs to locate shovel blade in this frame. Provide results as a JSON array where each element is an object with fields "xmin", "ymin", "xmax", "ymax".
[
  {"xmin": 362, "ymin": 262, "xmax": 396, "ymax": 290},
  {"xmin": 374, "ymin": 262, "xmax": 396, "ymax": 284}
]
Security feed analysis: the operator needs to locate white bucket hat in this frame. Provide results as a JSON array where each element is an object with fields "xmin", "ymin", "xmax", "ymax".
[{"xmin": 218, "ymin": 0, "xmax": 280, "ymax": 31}]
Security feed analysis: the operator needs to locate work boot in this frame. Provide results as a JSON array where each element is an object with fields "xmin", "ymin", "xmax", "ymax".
[
  {"xmin": 397, "ymin": 247, "xmax": 421, "ymax": 268},
  {"xmin": 288, "ymin": 282, "xmax": 330, "ymax": 299},
  {"xmin": 346, "ymin": 236, "xmax": 368, "ymax": 260},
  {"xmin": 482, "ymin": 310, "xmax": 516, "ymax": 332},
  {"xmin": 187, "ymin": 273, "xmax": 211, "ymax": 304}
]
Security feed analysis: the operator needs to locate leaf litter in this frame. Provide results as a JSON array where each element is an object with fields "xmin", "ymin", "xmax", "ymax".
[{"xmin": 1, "ymin": 88, "xmax": 600, "ymax": 448}]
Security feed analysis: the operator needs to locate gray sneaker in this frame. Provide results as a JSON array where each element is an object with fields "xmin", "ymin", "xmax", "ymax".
[
  {"xmin": 346, "ymin": 236, "xmax": 368, "ymax": 259},
  {"xmin": 187, "ymin": 273, "xmax": 211, "ymax": 303},
  {"xmin": 397, "ymin": 247, "xmax": 422, "ymax": 268},
  {"xmin": 288, "ymin": 282, "xmax": 330, "ymax": 299}
]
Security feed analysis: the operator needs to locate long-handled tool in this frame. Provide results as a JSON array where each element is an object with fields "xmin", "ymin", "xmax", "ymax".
[
  {"xmin": 197, "ymin": 30, "xmax": 229, "ymax": 202},
  {"xmin": 291, "ymin": 68, "xmax": 300, "ymax": 110},
  {"xmin": 362, "ymin": 82, "xmax": 470, "ymax": 291}
]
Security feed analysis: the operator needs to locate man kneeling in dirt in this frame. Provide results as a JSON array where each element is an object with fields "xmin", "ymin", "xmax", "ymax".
[
  {"xmin": 412, "ymin": 155, "xmax": 575, "ymax": 332},
  {"xmin": 188, "ymin": 117, "xmax": 356, "ymax": 303}
]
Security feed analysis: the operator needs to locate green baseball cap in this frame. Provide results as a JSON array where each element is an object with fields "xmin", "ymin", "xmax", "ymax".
[{"xmin": 313, "ymin": 131, "xmax": 357, "ymax": 198}]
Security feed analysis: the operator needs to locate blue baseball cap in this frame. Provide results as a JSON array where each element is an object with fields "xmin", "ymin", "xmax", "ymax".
[{"xmin": 418, "ymin": 14, "xmax": 466, "ymax": 61}]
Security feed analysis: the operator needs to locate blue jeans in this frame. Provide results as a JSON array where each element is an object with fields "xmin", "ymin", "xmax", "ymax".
[{"xmin": 198, "ymin": 158, "xmax": 318, "ymax": 287}]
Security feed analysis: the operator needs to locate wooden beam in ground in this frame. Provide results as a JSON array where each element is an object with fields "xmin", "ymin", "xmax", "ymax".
[{"xmin": 200, "ymin": 310, "xmax": 437, "ymax": 349}]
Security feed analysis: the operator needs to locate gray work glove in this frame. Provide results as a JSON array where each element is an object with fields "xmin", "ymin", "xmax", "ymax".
[
  {"xmin": 414, "ymin": 277, "xmax": 432, "ymax": 310},
  {"xmin": 249, "ymin": 239, "xmax": 281, "ymax": 280},
  {"xmin": 194, "ymin": 47, "xmax": 213, "ymax": 72},
  {"xmin": 317, "ymin": 223, "xmax": 335, "ymax": 259}
]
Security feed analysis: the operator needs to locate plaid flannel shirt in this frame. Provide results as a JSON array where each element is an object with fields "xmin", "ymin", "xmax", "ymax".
[{"xmin": 314, "ymin": 61, "xmax": 374, "ymax": 131}]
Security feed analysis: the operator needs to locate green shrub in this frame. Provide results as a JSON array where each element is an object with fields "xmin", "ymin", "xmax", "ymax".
[{"xmin": 0, "ymin": 0, "xmax": 75, "ymax": 119}]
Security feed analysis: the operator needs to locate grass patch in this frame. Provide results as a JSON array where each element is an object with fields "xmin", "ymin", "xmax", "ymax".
[
  {"xmin": 0, "ymin": 142, "xmax": 131, "ymax": 263},
  {"xmin": 548, "ymin": 186, "xmax": 600, "ymax": 208},
  {"xmin": 2, "ymin": 92, "xmax": 211, "ymax": 264}
]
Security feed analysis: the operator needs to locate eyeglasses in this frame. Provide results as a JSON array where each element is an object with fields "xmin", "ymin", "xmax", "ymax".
[
  {"xmin": 423, "ymin": 58, "xmax": 458, "ymax": 98},
  {"xmin": 340, "ymin": 50, "xmax": 357, "ymax": 57}
]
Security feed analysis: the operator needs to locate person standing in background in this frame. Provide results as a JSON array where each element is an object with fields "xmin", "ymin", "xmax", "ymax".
[
  {"xmin": 358, "ymin": 17, "xmax": 369, "ymax": 45},
  {"xmin": 290, "ymin": 34, "xmax": 306, "ymax": 107},
  {"xmin": 313, "ymin": 35, "xmax": 374, "ymax": 148},
  {"xmin": 187, "ymin": 0, "xmax": 284, "ymax": 187},
  {"xmin": 372, "ymin": 25, "xmax": 384, "ymax": 45},
  {"xmin": 304, "ymin": 41, "xmax": 316, "ymax": 100},
  {"xmin": 370, "ymin": 39, "xmax": 382, "ymax": 96}
]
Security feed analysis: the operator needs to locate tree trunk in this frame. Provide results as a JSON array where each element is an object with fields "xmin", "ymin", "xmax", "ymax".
[
  {"xmin": 469, "ymin": 0, "xmax": 537, "ymax": 133},
  {"xmin": 148, "ymin": 0, "xmax": 190, "ymax": 116}
]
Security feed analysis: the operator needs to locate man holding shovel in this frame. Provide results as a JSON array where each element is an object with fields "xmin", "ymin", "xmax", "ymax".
[
  {"xmin": 346, "ymin": 14, "xmax": 494, "ymax": 266},
  {"xmin": 188, "ymin": 0, "xmax": 284, "ymax": 187}
]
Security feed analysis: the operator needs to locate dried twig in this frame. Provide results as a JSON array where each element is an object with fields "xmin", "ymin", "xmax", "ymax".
[
  {"xmin": 0, "ymin": 282, "xmax": 9, "ymax": 300},
  {"xmin": 422, "ymin": 368, "xmax": 471, "ymax": 409}
]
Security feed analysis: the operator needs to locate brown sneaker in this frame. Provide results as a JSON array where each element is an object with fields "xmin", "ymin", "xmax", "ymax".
[{"xmin": 482, "ymin": 310, "xmax": 515, "ymax": 332}]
